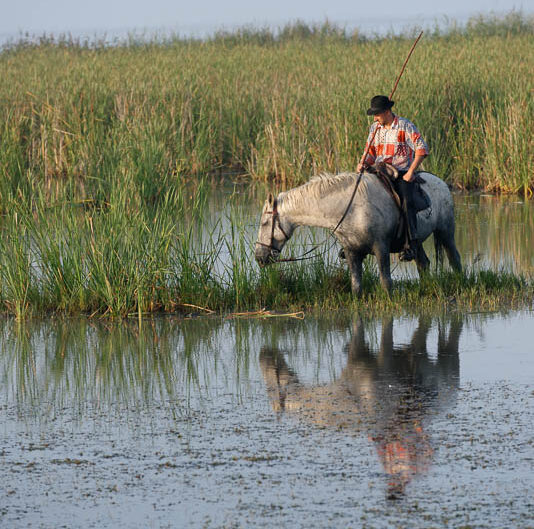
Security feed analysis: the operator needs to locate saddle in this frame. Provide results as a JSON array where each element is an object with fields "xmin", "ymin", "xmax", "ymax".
[
  {"xmin": 369, "ymin": 162, "xmax": 431, "ymax": 212},
  {"xmin": 368, "ymin": 162, "xmax": 432, "ymax": 245}
]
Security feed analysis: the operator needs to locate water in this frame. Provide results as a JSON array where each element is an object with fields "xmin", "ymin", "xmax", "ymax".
[
  {"xmin": 1, "ymin": 311, "xmax": 533, "ymax": 528},
  {"xmin": 1, "ymin": 192, "xmax": 534, "ymax": 528},
  {"xmin": 454, "ymin": 193, "xmax": 534, "ymax": 274}
]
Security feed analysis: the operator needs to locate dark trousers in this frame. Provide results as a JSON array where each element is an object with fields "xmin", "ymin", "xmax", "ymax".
[{"xmin": 393, "ymin": 176, "xmax": 418, "ymax": 244}]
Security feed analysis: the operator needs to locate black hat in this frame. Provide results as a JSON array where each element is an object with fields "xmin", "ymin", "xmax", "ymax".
[{"xmin": 367, "ymin": 95, "xmax": 394, "ymax": 116}]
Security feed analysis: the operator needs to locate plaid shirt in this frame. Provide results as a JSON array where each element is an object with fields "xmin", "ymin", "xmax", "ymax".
[{"xmin": 363, "ymin": 115, "xmax": 428, "ymax": 171}]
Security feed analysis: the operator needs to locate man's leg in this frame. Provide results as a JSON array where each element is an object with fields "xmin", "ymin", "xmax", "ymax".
[{"xmin": 394, "ymin": 178, "xmax": 419, "ymax": 261}]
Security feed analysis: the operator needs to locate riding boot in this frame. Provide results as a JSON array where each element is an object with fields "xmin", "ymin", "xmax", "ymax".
[{"xmin": 394, "ymin": 177, "xmax": 419, "ymax": 262}]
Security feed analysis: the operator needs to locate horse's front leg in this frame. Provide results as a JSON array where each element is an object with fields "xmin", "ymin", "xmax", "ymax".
[
  {"xmin": 374, "ymin": 244, "xmax": 392, "ymax": 293},
  {"xmin": 346, "ymin": 249, "xmax": 365, "ymax": 297}
]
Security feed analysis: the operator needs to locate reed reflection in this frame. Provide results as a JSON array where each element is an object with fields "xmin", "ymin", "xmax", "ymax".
[
  {"xmin": 260, "ymin": 315, "xmax": 462, "ymax": 499},
  {"xmin": 454, "ymin": 194, "xmax": 534, "ymax": 273},
  {"xmin": 0, "ymin": 318, "xmax": 225, "ymax": 417}
]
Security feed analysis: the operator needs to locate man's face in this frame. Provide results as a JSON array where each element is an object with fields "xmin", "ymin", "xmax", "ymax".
[{"xmin": 374, "ymin": 110, "xmax": 392, "ymax": 126}]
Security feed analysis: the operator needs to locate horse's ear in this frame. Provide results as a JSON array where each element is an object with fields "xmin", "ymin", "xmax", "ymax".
[{"xmin": 267, "ymin": 193, "xmax": 274, "ymax": 206}]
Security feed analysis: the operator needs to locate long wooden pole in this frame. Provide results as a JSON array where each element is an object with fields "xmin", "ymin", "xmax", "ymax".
[
  {"xmin": 357, "ymin": 30, "xmax": 424, "ymax": 169},
  {"xmin": 389, "ymin": 31, "xmax": 424, "ymax": 100},
  {"xmin": 332, "ymin": 31, "xmax": 424, "ymax": 236}
]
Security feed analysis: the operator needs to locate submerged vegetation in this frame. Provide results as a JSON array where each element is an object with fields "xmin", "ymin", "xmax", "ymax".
[{"xmin": 0, "ymin": 13, "xmax": 532, "ymax": 318}]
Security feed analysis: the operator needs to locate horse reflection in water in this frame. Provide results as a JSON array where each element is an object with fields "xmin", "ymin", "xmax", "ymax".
[{"xmin": 259, "ymin": 316, "xmax": 462, "ymax": 499}]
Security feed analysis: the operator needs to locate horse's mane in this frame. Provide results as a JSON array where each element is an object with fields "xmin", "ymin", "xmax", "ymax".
[{"xmin": 279, "ymin": 172, "xmax": 372, "ymax": 210}]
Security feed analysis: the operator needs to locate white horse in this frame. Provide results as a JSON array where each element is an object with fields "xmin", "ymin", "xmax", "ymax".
[{"xmin": 254, "ymin": 171, "xmax": 461, "ymax": 295}]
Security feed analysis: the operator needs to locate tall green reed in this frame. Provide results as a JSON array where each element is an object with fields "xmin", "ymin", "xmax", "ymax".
[
  {"xmin": 0, "ymin": 207, "xmax": 39, "ymax": 318},
  {"xmin": 0, "ymin": 13, "xmax": 532, "ymax": 202}
]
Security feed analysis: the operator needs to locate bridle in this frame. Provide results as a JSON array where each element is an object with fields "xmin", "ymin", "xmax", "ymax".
[
  {"xmin": 255, "ymin": 195, "xmax": 337, "ymax": 264},
  {"xmin": 255, "ymin": 197, "xmax": 290, "ymax": 254}
]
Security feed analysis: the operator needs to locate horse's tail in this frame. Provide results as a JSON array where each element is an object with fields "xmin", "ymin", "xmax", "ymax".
[{"xmin": 434, "ymin": 232, "xmax": 444, "ymax": 271}]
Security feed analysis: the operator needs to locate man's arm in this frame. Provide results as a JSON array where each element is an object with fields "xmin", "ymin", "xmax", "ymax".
[{"xmin": 403, "ymin": 153, "xmax": 427, "ymax": 182}]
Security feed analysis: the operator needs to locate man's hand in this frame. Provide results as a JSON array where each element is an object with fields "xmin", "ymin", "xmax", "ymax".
[
  {"xmin": 403, "ymin": 169, "xmax": 415, "ymax": 182},
  {"xmin": 403, "ymin": 153, "xmax": 427, "ymax": 182},
  {"xmin": 357, "ymin": 162, "xmax": 368, "ymax": 173}
]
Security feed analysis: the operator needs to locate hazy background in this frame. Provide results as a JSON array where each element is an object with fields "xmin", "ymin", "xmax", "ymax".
[{"xmin": 2, "ymin": 0, "xmax": 532, "ymax": 42}]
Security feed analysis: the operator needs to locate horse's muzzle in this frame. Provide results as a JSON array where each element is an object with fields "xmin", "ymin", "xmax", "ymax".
[{"xmin": 255, "ymin": 245, "xmax": 279, "ymax": 267}]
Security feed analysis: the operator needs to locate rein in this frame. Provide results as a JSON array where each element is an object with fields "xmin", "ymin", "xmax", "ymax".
[
  {"xmin": 256, "ymin": 177, "xmax": 363, "ymax": 264},
  {"xmin": 256, "ymin": 31, "xmax": 424, "ymax": 265},
  {"xmin": 282, "ymin": 172, "xmax": 363, "ymax": 263}
]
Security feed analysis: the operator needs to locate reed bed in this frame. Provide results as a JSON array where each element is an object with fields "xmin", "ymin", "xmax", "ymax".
[{"xmin": 0, "ymin": 12, "xmax": 532, "ymax": 204}]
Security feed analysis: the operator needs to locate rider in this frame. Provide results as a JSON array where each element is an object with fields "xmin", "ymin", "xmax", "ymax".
[{"xmin": 357, "ymin": 95, "xmax": 429, "ymax": 262}]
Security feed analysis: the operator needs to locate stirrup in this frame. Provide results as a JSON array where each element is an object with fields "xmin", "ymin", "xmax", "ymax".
[{"xmin": 399, "ymin": 246, "xmax": 416, "ymax": 262}]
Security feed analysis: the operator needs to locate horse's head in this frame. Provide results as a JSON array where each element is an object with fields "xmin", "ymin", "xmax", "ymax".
[{"xmin": 255, "ymin": 193, "xmax": 293, "ymax": 266}]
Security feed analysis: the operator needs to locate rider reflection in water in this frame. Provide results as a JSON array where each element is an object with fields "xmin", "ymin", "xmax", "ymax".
[
  {"xmin": 357, "ymin": 95, "xmax": 429, "ymax": 262},
  {"xmin": 259, "ymin": 316, "xmax": 462, "ymax": 499}
]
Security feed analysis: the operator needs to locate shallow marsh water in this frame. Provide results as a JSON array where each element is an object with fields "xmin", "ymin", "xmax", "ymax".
[
  {"xmin": 1, "ymin": 311, "xmax": 533, "ymax": 528},
  {"xmin": 214, "ymin": 181, "xmax": 534, "ymax": 278},
  {"xmin": 1, "ymin": 190, "xmax": 534, "ymax": 528}
]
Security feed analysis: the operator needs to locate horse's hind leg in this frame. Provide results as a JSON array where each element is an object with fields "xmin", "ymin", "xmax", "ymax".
[{"xmin": 439, "ymin": 232, "xmax": 462, "ymax": 272}]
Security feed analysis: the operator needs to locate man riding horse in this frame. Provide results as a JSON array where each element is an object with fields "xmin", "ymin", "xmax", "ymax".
[
  {"xmin": 357, "ymin": 95, "xmax": 429, "ymax": 262},
  {"xmin": 255, "ymin": 98, "xmax": 461, "ymax": 295}
]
